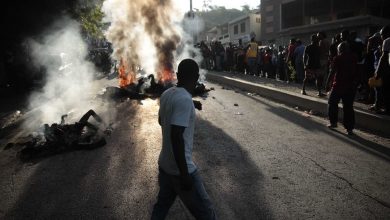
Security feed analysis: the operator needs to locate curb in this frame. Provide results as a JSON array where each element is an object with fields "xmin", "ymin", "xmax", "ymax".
[{"xmin": 206, "ymin": 72, "xmax": 390, "ymax": 137}]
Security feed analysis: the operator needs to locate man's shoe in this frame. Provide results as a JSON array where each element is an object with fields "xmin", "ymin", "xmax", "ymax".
[
  {"xmin": 347, "ymin": 130, "xmax": 354, "ymax": 135},
  {"xmin": 301, "ymin": 90, "xmax": 307, "ymax": 95},
  {"xmin": 317, "ymin": 92, "xmax": 325, "ymax": 97},
  {"xmin": 327, "ymin": 123, "xmax": 337, "ymax": 129}
]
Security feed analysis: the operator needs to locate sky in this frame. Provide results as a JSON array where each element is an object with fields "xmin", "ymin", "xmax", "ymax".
[{"xmin": 176, "ymin": 0, "xmax": 260, "ymax": 12}]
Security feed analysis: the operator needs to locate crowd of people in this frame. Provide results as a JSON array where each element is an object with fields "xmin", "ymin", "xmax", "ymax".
[{"xmin": 197, "ymin": 25, "xmax": 390, "ymax": 134}]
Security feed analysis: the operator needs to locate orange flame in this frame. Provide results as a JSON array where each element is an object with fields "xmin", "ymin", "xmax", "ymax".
[
  {"xmin": 118, "ymin": 58, "xmax": 135, "ymax": 88},
  {"xmin": 158, "ymin": 67, "xmax": 175, "ymax": 84}
]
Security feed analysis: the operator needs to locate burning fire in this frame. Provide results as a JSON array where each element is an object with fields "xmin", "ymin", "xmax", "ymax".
[
  {"xmin": 118, "ymin": 58, "xmax": 135, "ymax": 88},
  {"xmin": 118, "ymin": 58, "xmax": 176, "ymax": 88},
  {"xmin": 158, "ymin": 67, "xmax": 175, "ymax": 84}
]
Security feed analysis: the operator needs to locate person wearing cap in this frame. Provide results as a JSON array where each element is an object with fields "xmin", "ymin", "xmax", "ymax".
[
  {"xmin": 152, "ymin": 59, "xmax": 217, "ymax": 220},
  {"xmin": 327, "ymin": 42, "xmax": 359, "ymax": 135}
]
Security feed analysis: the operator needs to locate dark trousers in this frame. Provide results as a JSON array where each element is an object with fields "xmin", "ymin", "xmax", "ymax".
[
  {"xmin": 151, "ymin": 169, "xmax": 217, "ymax": 220},
  {"xmin": 328, "ymin": 90, "xmax": 356, "ymax": 130}
]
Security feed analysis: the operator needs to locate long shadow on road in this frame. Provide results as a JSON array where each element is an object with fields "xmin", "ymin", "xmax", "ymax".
[
  {"xmin": 242, "ymin": 93, "xmax": 390, "ymax": 162},
  {"xmin": 193, "ymin": 117, "xmax": 273, "ymax": 220}
]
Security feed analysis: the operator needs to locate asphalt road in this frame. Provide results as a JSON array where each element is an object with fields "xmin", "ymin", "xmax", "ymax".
[{"xmin": 1, "ymin": 81, "xmax": 390, "ymax": 219}]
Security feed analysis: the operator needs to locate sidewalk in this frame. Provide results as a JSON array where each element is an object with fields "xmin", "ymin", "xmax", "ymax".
[{"xmin": 206, "ymin": 71, "xmax": 390, "ymax": 137}]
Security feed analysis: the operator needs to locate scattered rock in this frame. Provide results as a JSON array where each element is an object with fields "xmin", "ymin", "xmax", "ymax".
[
  {"xmin": 234, "ymin": 103, "xmax": 239, "ymax": 106},
  {"xmin": 235, "ymin": 112, "xmax": 243, "ymax": 115},
  {"xmin": 272, "ymin": 177, "xmax": 280, "ymax": 180},
  {"xmin": 210, "ymin": 87, "xmax": 215, "ymax": 90}
]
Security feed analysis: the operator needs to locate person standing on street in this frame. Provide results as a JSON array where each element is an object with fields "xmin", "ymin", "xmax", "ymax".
[
  {"xmin": 327, "ymin": 42, "xmax": 359, "ymax": 135},
  {"xmin": 293, "ymin": 39, "xmax": 305, "ymax": 83},
  {"xmin": 302, "ymin": 34, "xmax": 321, "ymax": 95},
  {"xmin": 152, "ymin": 59, "xmax": 217, "ymax": 220},
  {"xmin": 374, "ymin": 25, "xmax": 390, "ymax": 115},
  {"xmin": 246, "ymin": 37, "xmax": 258, "ymax": 75},
  {"xmin": 317, "ymin": 32, "xmax": 330, "ymax": 94}
]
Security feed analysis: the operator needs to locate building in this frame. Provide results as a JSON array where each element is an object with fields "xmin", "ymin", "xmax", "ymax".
[
  {"xmin": 261, "ymin": 0, "xmax": 390, "ymax": 45},
  {"xmin": 228, "ymin": 13, "xmax": 261, "ymax": 45},
  {"xmin": 198, "ymin": 12, "xmax": 261, "ymax": 46}
]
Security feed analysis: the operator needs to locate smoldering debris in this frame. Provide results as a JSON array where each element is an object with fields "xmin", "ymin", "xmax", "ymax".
[
  {"xmin": 99, "ymin": 73, "xmax": 211, "ymax": 101},
  {"xmin": 7, "ymin": 109, "xmax": 111, "ymax": 161}
]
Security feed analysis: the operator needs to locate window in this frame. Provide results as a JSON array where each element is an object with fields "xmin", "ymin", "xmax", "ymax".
[
  {"xmin": 234, "ymin": 25, "xmax": 238, "ymax": 34},
  {"xmin": 256, "ymin": 17, "xmax": 261, "ymax": 23},
  {"xmin": 240, "ymin": 22, "xmax": 246, "ymax": 33}
]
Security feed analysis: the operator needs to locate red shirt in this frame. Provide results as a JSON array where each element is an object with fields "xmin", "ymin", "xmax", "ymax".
[{"xmin": 331, "ymin": 52, "xmax": 358, "ymax": 93}]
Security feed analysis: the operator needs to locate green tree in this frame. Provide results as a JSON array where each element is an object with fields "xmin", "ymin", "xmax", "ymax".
[
  {"xmin": 70, "ymin": 0, "xmax": 105, "ymax": 39},
  {"xmin": 241, "ymin": 4, "xmax": 251, "ymax": 13}
]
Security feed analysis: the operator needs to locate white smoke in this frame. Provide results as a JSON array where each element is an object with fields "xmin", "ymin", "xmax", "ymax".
[
  {"xmin": 25, "ymin": 17, "xmax": 111, "ymax": 130},
  {"xmin": 102, "ymin": 0, "xmax": 206, "ymax": 82}
]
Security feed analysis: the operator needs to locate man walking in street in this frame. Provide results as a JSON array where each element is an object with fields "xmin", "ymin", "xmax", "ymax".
[
  {"xmin": 327, "ymin": 42, "xmax": 359, "ymax": 135},
  {"xmin": 152, "ymin": 59, "xmax": 217, "ymax": 220}
]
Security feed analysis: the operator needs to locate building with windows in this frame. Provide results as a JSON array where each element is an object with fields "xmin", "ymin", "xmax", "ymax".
[
  {"xmin": 228, "ymin": 13, "xmax": 261, "ymax": 45},
  {"xmin": 261, "ymin": 0, "xmax": 390, "ymax": 45},
  {"xmin": 198, "ymin": 12, "xmax": 261, "ymax": 46}
]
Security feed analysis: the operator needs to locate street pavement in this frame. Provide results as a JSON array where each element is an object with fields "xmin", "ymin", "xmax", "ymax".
[
  {"xmin": 0, "ymin": 80, "xmax": 390, "ymax": 219},
  {"xmin": 206, "ymin": 71, "xmax": 390, "ymax": 137}
]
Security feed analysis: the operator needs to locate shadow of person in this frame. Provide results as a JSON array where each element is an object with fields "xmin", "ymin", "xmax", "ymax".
[{"xmin": 190, "ymin": 118, "xmax": 273, "ymax": 219}]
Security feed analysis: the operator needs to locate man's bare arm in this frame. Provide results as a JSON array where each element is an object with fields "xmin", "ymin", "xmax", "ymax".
[{"xmin": 171, "ymin": 125, "xmax": 192, "ymax": 190}]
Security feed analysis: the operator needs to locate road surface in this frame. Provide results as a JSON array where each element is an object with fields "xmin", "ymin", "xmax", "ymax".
[{"xmin": 1, "ymin": 81, "xmax": 389, "ymax": 219}]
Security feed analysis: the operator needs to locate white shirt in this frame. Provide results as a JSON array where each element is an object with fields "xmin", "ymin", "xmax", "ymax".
[{"xmin": 158, "ymin": 86, "xmax": 197, "ymax": 175}]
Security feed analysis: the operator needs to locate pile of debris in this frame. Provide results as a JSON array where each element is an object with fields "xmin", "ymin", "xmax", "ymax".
[
  {"xmin": 100, "ymin": 74, "xmax": 211, "ymax": 101},
  {"xmin": 9, "ymin": 110, "xmax": 111, "ymax": 161}
]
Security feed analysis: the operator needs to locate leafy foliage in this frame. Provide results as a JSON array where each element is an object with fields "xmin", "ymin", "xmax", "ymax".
[
  {"xmin": 197, "ymin": 6, "xmax": 246, "ymax": 31},
  {"xmin": 70, "ymin": 0, "xmax": 105, "ymax": 39}
]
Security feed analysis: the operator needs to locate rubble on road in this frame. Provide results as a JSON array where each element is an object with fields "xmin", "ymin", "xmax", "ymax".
[
  {"xmin": 99, "ymin": 74, "xmax": 211, "ymax": 101},
  {"xmin": 6, "ymin": 109, "xmax": 111, "ymax": 161}
]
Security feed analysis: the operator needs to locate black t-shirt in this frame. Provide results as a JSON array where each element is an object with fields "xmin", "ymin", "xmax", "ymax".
[{"xmin": 304, "ymin": 44, "xmax": 321, "ymax": 69}]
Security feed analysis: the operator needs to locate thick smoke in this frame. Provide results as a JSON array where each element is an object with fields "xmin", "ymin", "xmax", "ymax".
[
  {"xmin": 102, "ymin": 0, "xmax": 205, "ymax": 83},
  {"xmin": 25, "ymin": 18, "xmax": 110, "ymax": 130}
]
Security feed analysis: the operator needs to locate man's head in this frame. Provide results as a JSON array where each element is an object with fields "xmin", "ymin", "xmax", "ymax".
[
  {"xmin": 341, "ymin": 30, "xmax": 350, "ymax": 42},
  {"xmin": 311, "ymin": 34, "xmax": 318, "ymax": 44},
  {"xmin": 337, "ymin": 42, "xmax": 349, "ymax": 55},
  {"xmin": 380, "ymin": 25, "xmax": 390, "ymax": 40},
  {"xmin": 317, "ymin": 32, "xmax": 326, "ymax": 40},
  {"xmin": 290, "ymin": 38, "xmax": 296, "ymax": 45},
  {"xmin": 177, "ymin": 59, "xmax": 199, "ymax": 92}
]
